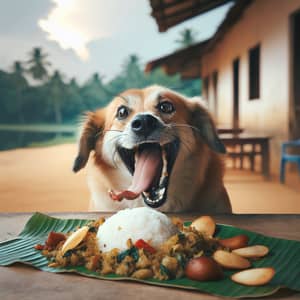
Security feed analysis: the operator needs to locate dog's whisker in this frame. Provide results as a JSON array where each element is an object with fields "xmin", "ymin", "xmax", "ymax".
[
  {"xmin": 96, "ymin": 129, "xmax": 124, "ymax": 138},
  {"xmin": 104, "ymin": 133, "xmax": 129, "ymax": 144},
  {"xmin": 176, "ymin": 137, "xmax": 193, "ymax": 154},
  {"xmin": 104, "ymin": 129, "xmax": 123, "ymax": 133},
  {"xmin": 171, "ymin": 123, "xmax": 202, "ymax": 135},
  {"xmin": 161, "ymin": 131, "xmax": 193, "ymax": 154},
  {"xmin": 95, "ymin": 129, "xmax": 123, "ymax": 137}
]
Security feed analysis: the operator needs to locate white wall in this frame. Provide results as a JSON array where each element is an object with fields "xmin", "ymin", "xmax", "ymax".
[{"xmin": 201, "ymin": 0, "xmax": 300, "ymax": 173}]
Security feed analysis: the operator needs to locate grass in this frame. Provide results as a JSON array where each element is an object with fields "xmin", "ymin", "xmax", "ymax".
[
  {"xmin": 29, "ymin": 135, "xmax": 76, "ymax": 148},
  {"xmin": 0, "ymin": 123, "xmax": 78, "ymax": 150}
]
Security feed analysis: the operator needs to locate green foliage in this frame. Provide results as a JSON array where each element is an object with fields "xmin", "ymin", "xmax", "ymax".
[
  {"xmin": 0, "ymin": 48, "xmax": 201, "ymax": 125},
  {"xmin": 175, "ymin": 28, "xmax": 198, "ymax": 48},
  {"xmin": 27, "ymin": 47, "xmax": 50, "ymax": 81}
]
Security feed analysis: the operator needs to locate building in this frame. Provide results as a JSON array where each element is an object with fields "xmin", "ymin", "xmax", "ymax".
[{"xmin": 146, "ymin": 0, "xmax": 300, "ymax": 174}]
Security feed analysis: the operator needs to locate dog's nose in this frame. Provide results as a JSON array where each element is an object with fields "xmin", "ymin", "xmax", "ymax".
[{"xmin": 131, "ymin": 114, "xmax": 160, "ymax": 137}]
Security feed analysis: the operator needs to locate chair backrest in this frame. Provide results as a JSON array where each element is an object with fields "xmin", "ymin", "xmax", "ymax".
[{"xmin": 282, "ymin": 139, "xmax": 300, "ymax": 153}]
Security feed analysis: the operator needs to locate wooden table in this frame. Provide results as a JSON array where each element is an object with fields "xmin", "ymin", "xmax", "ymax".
[
  {"xmin": 0, "ymin": 213, "xmax": 299, "ymax": 300},
  {"xmin": 220, "ymin": 133, "xmax": 271, "ymax": 178},
  {"xmin": 217, "ymin": 127, "xmax": 244, "ymax": 134}
]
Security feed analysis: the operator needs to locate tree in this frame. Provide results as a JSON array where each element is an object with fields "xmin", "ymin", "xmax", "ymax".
[
  {"xmin": 27, "ymin": 47, "xmax": 51, "ymax": 81},
  {"xmin": 122, "ymin": 54, "xmax": 144, "ymax": 88},
  {"xmin": 47, "ymin": 70, "xmax": 65, "ymax": 123},
  {"xmin": 63, "ymin": 78, "xmax": 85, "ymax": 121},
  {"xmin": 80, "ymin": 73, "xmax": 110, "ymax": 109},
  {"xmin": 145, "ymin": 68, "xmax": 181, "ymax": 88},
  {"xmin": 10, "ymin": 61, "xmax": 28, "ymax": 123},
  {"xmin": 0, "ymin": 49, "xmax": 202, "ymax": 132},
  {"xmin": 175, "ymin": 28, "xmax": 197, "ymax": 48}
]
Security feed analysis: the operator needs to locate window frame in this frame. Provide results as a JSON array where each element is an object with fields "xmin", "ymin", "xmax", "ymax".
[{"xmin": 248, "ymin": 44, "xmax": 260, "ymax": 100}]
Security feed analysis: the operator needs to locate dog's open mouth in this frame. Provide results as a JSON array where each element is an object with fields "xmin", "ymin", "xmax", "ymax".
[{"xmin": 109, "ymin": 140, "xmax": 179, "ymax": 208}]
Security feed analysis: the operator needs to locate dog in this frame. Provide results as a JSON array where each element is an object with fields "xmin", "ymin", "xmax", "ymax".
[{"xmin": 73, "ymin": 85, "xmax": 232, "ymax": 213}]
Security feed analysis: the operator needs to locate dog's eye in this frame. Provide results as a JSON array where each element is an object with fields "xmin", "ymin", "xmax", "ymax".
[
  {"xmin": 157, "ymin": 101, "xmax": 175, "ymax": 114},
  {"xmin": 116, "ymin": 105, "xmax": 129, "ymax": 120}
]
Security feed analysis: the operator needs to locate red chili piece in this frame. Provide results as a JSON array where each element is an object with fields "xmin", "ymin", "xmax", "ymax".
[
  {"xmin": 135, "ymin": 239, "xmax": 156, "ymax": 254},
  {"xmin": 45, "ymin": 232, "xmax": 66, "ymax": 249},
  {"xmin": 34, "ymin": 244, "xmax": 45, "ymax": 250}
]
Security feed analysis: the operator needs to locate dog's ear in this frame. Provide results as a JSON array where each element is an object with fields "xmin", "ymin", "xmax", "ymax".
[
  {"xmin": 189, "ymin": 102, "xmax": 226, "ymax": 154},
  {"xmin": 73, "ymin": 110, "xmax": 105, "ymax": 172}
]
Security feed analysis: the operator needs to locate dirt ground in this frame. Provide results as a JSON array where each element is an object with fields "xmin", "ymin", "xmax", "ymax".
[{"xmin": 0, "ymin": 144, "xmax": 299, "ymax": 213}]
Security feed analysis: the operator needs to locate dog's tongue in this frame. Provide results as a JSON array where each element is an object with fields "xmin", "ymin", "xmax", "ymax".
[{"xmin": 109, "ymin": 146, "xmax": 162, "ymax": 201}]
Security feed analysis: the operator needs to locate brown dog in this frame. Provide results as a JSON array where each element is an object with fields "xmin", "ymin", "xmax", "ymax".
[{"xmin": 73, "ymin": 86, "xmax": 232, "ymax": 213}]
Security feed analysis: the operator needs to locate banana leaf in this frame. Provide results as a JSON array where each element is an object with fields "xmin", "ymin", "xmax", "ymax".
[{"xmin": 0, "ymin": 212, "xmax": 299, "ymax": 298}]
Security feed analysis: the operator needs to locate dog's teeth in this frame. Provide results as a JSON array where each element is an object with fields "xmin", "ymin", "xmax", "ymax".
[
  {"xmin": 162, "ymin": 149, "xmax": 168, "ymax": 177},
  {"xmin": 143, "ymin": 186, "xmax": 165, "ymax": 205},
  {"xmin": 134, "ymin": 151, "xmax": 138, "ymax": 166},
  {"xmin": 158, "ymin": 149, "xmax": 168, "ymax": 189},
  {"xmin": 158, "ymin": 187, "xmax": 165, "ymax": 198}
]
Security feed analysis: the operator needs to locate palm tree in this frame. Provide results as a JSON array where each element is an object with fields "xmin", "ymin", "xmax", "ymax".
[
  {"xmin": 175, "ymin": 28, "xmax": 197, "ymax": 48},
  {"xmin": 90, "ymin": 73, "xmax": 104, "ymax": 86},
  {"xmin": 11, "ymin": 61, "xmax": 28, "ymax": 123},
  {"xmin": 122, "ymin": 54, "xmax": 144, "ymax": 88},
  {"xmin": 27, "ymin": 47, "xmax": 51, "ymax": 81},
  {"xmin": 47, "ymin": 70, "xmax": 65, "ymax": 124},
  {"xmin": 81, "ymin": 73, "xmax": 109, "ymax": 109},
  {"xmin": 69, "ymin": 78, "xmax": 79, "ymax": 89},
  {"xmin": 64, "ymin": 78, "xmax": 85, "ymax": 119},
  {"xmin": 13, "ymin": 61, "xmax": 26, "ymax": 77}
]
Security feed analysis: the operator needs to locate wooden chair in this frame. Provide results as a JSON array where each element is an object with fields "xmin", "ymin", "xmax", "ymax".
[{"xmin": 280, "ymin": 139, "xmax": 300, "ymax": 183}]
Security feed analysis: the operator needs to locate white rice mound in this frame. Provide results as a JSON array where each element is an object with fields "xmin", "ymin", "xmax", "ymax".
[{"xmin": 97, "ymin": 207, "xmax": 178, "ymax": 252}]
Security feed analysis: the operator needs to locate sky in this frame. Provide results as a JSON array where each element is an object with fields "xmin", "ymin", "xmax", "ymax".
[{"xmin": 0, "ymin": 0, "xmax": 233, "ymax": 83}]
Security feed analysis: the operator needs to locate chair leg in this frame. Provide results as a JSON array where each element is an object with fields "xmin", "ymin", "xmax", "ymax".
[{"xmin": 280, "ymin": 159, "xmax": 286, "ymax": 183}]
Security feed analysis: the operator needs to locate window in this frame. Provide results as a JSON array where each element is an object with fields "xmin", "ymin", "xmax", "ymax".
[
  {"xmin": 212, "ymin": 71, "xmax": 218, "ymax": 99},
  {"xmin": 249, "ymin": 44, "xmax": 260, "ymax": 100}
]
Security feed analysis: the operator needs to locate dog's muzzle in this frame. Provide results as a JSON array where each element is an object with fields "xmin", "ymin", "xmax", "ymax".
[
  {"xmin": 109, "ymin": 114, "xmax": 180, "ymax": 208},
  {"xmin": 131, "ymin": 114, "xmax": 163, "ymax": 138}
]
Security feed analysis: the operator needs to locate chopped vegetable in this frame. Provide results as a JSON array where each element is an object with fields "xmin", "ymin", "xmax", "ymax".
[
  {"xmin": 160, "ymin": 263, "xmax": 173, "ymax": 279},
  {"xmin": 45, "ymin": 232, "xmax": 66, "ymax": 249},
  {"xmin": 34, "ymin": 232, "xmax": 66, "ymax": 251},
  {"xmin": 34, "ymin": 244, "xmax": 44, "ymax": 251},
  {"xmin": 134, "ymin": 239, "xmax": 156, "ymax": 254},
  {"xmin": 117, "ymin": 247, "xmax": 139, "ymax": 263},
  {"xmin": 63, "ymin": 250, "xmax": 73, "ymax": 258},
  {"xmin": 88, "ymin": 226, "xmax": 97, "ymax": 233}
]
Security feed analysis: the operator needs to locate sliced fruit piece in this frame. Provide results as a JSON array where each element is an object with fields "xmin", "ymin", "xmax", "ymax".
[
  {"xmin": 233, "ymin": 245, "xmax": 269, "ymax": 258},
  {"xmin": 191, "ymin": 216, "xmax": 216, "ymax": 236},
  {"xmin": 213, "ymin": 250, "xmax": 251, "ymax": 269},
  {"xmin": 61, "ymin": 226, "xmax": 89, "ymax": 255},
  {"xmin": 218, "ymin": 234, "xmax": 249, "ymax": 250},
  {"xmin": 231, "ymin": 267, "xmax": 275, "ymax": 286}
]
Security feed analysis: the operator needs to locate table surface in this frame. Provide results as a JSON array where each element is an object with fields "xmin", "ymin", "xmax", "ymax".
[{"xmin": 1, "ymin": 213, "xmax": 299, "ymax": 300}]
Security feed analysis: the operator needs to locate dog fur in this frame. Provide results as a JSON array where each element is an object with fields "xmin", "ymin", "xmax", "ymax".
[{"xmin": 73, "ymin": 85, "xmax": 232, "ymax": 213}]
